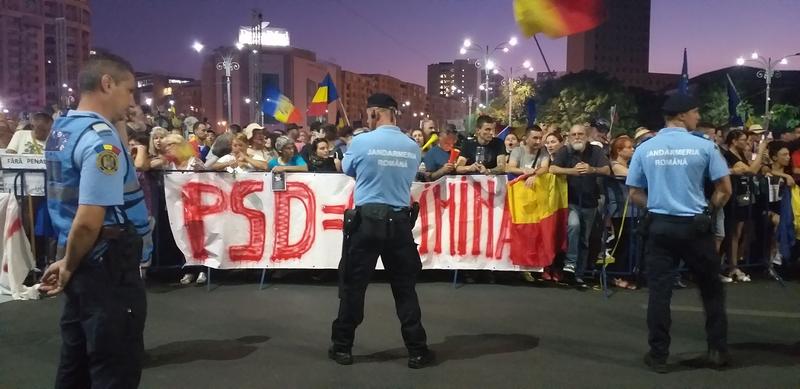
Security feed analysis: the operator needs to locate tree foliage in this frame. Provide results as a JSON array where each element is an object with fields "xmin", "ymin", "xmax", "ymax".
[{"xmin": 536, "ymin": 71, "xmax": 638, "ymax": 135}]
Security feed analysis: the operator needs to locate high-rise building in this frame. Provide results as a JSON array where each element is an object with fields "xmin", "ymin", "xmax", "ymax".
[
  {"xmin": 566, "ymin": 0, "xmax": 677, "ymax": 90},
  {"xmin": 427, "ymin": 59, "xmax": 478, "ymax": 99},
  {"xmin": 341, "ymin": 71, "xmax": 426, "ymax": 130},
  {"xmin": 0, "ymin": 0, "xmax": 91, "ymax": 112}
]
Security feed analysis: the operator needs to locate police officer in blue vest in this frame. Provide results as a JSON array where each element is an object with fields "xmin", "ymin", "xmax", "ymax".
[
  {"xmin": 329, "ymin": 93, "xmax": 434, "ymax": 369},
  {"xmin": 40, "ymin": 52, "xmax": 150, "ymax": 388},
  {"xmin": 627, "ymin": 94, "xmax": 732, "ymax": 373}
]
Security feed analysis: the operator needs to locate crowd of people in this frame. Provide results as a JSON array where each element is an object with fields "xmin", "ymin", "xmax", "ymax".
[{"xmin": 2, "ymin": 104, "xmax": 798, "ymax": 289}]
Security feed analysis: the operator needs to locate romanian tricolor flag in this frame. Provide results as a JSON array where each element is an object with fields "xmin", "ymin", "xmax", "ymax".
[
  {"xmin": 308, "ymin": 74, "xmax": 339, "ymax": 117},
  {"xmin": 262, "ymin": 88, "xmax": 302, "ymax": 124},
  {"xmin": 513, "ymin": 0, "xmax": 605, "ymax": 38},
  {"xmin": 506, "ymin": 173, "xmax": 569, "ymax": 267}
]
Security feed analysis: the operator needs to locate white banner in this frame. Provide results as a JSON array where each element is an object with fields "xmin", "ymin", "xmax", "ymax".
[{"xmin": 164, "ymin": 173, "xmax": 535, "ymax": 271}]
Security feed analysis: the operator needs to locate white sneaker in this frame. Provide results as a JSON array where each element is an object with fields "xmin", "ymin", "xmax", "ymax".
[
  {"xmin": 180, "ymin": 274, "xmax": 195, "ymax": 285},
  {"xmin": 718, "ymin": 274, "xmax": 733, "ymax": 283},
  {"xmin": 772, "ymin": 253, "xmax": 783, "ymax": 266},
  {"xmin": 196, "ymin": 272, "xmax": 207, "ymax": 284}
]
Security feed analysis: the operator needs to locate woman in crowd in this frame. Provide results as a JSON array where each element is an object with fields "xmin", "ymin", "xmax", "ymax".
[
  {"xmin": 128, "ymin": 131, "xmax": 155, "ymax": 272},
  {"xmin": 504, "ymin": 133, "xmax": 520, "ymax": 154},
  {"xmin": 307, "ymin": 138, "xmax": 341, "ymax": 173},
  {"xmin": 268, "ymin": 136, "xmax": 309, "ymax": 173},
  {"xmin": 606, "ymin": 135, "xmax": 637, "ymax": 290},
  {"xmin": 766, "ymin": 141, "xmax": 794, "ymax": 277},
  {"xmin": 212, "ymin": 133, "xmax": 268, "ymax": 172},
  {"xmin": 161, "ymin": 134, "xmax": 202, "ymax": 171},
  {"xmin": 544, "ymin": 131, "xmax": 564, "ymax": 161},
  {"xmin": 610, "ymin": 135, "xmax": 634, "ymax": 176},
  {"xmin": 161, "ymin": 133, "xmax": 207, "ymax": 285},
  {"xmin": 148, "ymin": 126, "xmax": 169, "ymax": 169},
  {"xmin": 722, "ymin": 129, "xmax": 767, "ymax": 282},
  {"xmin": 247, "ymin": 126, "xmax": 274, "ymax": 161},
  {"xmin": 410, "ymin": 129, "xmax": 425, "ymax": 148}
]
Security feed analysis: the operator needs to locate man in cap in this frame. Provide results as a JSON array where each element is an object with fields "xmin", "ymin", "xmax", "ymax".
[
  {"xmin": 626, "ymin": 94, "xmax": 732, "ymax": 373},
  {"xmin": 589, "ymin": 118, "xmax": 611, "ymax": 151},
  {"xmin": 329, "ymin": 93, "xmax": 434, "ymax": 369}
]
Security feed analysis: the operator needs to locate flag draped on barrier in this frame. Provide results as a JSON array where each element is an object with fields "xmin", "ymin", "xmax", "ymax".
[
  {"xmin": 506, "ymin": 173, "xmax": 568, "ymax": 267},
  {"xmin": 163, "ymin": 173, "xmax": 563, "ymax": 270}
]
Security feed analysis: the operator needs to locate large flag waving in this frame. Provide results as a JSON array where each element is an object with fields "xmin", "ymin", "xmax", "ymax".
[
  {"xmin": 514, "ymin": 0, "xmax": 605, "ymax": 38},
  {"xmin": 726, "ymin": 74, "xmax": 744, "ymax": 127},
  {"xmin": 263, "ymin": 88, "xmax": 302, "ymax": 124},
  {"xmin": 308, "ymin": 74, "xmax": 339, "ymax": 117},
  {"xmin": 506, "ymin": 173, "xmax": 569, "ymax": 267}
]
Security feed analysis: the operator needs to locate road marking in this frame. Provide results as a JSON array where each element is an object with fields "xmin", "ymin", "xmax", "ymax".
[{"xmin": 639, "ymin": 305, "xmax": 800, "ymax": 319}]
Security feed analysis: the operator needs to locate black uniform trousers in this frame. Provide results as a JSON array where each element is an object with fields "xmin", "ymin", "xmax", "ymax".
[
  {"xmin": 56, "ymin": 233, "xmax": 147, "ymax": 389},
  {"xmin": 645, "ymin": 213, "xmax": 728, "ymax": 361},
  {"xmin": 331, "ymin": 206, "xmax": 428, "ymax": 355}
]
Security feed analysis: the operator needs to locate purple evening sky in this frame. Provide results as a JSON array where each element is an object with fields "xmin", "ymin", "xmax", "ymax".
[{"xmin": 94, "ymin": 0, "xmax": 800, "ymax": 87}]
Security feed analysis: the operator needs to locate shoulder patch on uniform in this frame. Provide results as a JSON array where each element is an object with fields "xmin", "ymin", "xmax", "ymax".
[
  {"xmin": 96, "ymin": 149, "xmax": 120, "ymax": 175},
  {"xmin": 91, "ymin": 122, "xmax": 113, "ymax": 134},
  {"xmin": 94, "ymin": 144, "xmax": 121, "ymax": 155}
]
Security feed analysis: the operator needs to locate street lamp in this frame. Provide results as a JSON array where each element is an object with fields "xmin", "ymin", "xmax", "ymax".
[
  {"xmin": 489, "ymin": 60, "xmax": 535, "ymax": 125},
  {"xmin": 459, "ymin": 36, "xmax": 518, "ymax": 106},
  {"xmin": 244, "ymin": 97, "xmax": 252, "ymax": 104},
  {"xmin": 193, "ymin": 41, "xmax": 240, "ymax": 124},
  {"xmin": 736, "ymin": 50, "xmax": 800, "ymax": 129},
  {"xmin": 192, "ymin": 41, "xmax": 204, "ymax": 53}
]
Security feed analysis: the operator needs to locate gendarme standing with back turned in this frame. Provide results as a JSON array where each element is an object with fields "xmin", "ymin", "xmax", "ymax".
[
  {"xmin": 329, "ymin": 93, "xmax": 435, "ymax": 369},
  {"xmin": 41, "ymin": 52, "xmax": 150, "ymax": 388},
  {"xmin": 626, "ymin": 93, "xmax": 733, "ymax": 374}
]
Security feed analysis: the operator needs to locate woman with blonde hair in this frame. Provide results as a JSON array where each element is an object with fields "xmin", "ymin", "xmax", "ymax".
[
  {"xmin": 148, "ymin": 126, "xmax": 169, "ymax": 169},
  {"xmin": 161, "ymin": 134, "xmax": 202, "ymax": 171}
]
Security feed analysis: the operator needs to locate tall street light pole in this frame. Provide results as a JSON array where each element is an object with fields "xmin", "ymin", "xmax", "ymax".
[
  {"xmin": 194, "ymin": 41, "xmax": 241, "ymax": 125},
  {"xmin": 493, "ymin": 60, "xmax": 535, "ymax": 125},
  {"xmin": 736, "ymin": 51, "xmax": 800, "ymax": 130},
  {"xmin": 459, "ymin": 36, "xmax": 518, "ymax": 107}
]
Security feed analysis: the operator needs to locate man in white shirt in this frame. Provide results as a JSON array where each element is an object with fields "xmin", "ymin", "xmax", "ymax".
[{"xmin": 6, "ymin": 112, "xmax": 52, "ymax": 154}]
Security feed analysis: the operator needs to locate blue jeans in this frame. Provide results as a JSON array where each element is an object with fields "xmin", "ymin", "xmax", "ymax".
[{"xmin": 565, "ymin": 205, "xmax": 597, "ymax": 277}]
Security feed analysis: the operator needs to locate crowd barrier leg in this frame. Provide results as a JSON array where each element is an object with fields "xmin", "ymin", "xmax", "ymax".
[
  {"xmin": 206, "ymin": 266, "xmax": 212, "ymax": 292},
  {"xmin": 259, "ymin": 269, "xmax": 269, "ymax": 290}
]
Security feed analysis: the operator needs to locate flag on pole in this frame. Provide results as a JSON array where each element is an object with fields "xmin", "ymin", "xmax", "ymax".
[
  {"xmin": 497, "ymin": 126, "xmax": 512, "ymax": 141},
  {"xmin": 513, "ymin": 0, "xmax": 605, "ymax": 38},
  {"xmin": 726, "ymin": 74, "xmax": 744, "ymax": 127},
  {"xmin": 506, "ymin": 173, "xmax": 569, "ymax": 267},
  {"xmin": 525, "ymin": 98, "xmax": 537, "ymax": 127},
  {"xmin": 335, "ymin": 109, "xmax": 345, "ymax": 129},
  {"xmin": 262, "ymin": 88, "xmax": 302, "ymax": 124},
  {"xmin": 308, "ymin": 74, "xmax": 339, "ymax": 116},
  {"xmin": 677, "ymin": 48, "xmax": 689, "ymax": 95}
]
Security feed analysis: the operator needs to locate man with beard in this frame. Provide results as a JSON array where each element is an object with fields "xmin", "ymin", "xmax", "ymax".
[{"xmin": 549, "ymin": 124, "xmax": 610, "ymax": 287}]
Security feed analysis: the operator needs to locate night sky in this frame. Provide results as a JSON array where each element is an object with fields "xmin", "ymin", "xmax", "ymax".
[{"xmin": 93, "ymin": 0, "xmax": 800, "ymax": 86}]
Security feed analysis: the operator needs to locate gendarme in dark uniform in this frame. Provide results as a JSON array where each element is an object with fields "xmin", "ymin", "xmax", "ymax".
[
  {"xmin": 329, "ymin": 93, "xmax": 434, "ymax": 369},
  {"xmin": 41, "ymin": 53, "xmax": 148, "ymax": 388},
  {"xmin": 626, "ymin": 94, "xmax": 732, "ymax": 373}
]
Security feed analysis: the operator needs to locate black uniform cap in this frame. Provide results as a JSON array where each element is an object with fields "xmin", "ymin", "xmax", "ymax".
[
  {"xmin": 366, "ymin": 93, "xmax": 398, "ymax": 110},
  {"xmin": 662, "ymin": 94, "xmax": 699, "ymax": 115}
]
